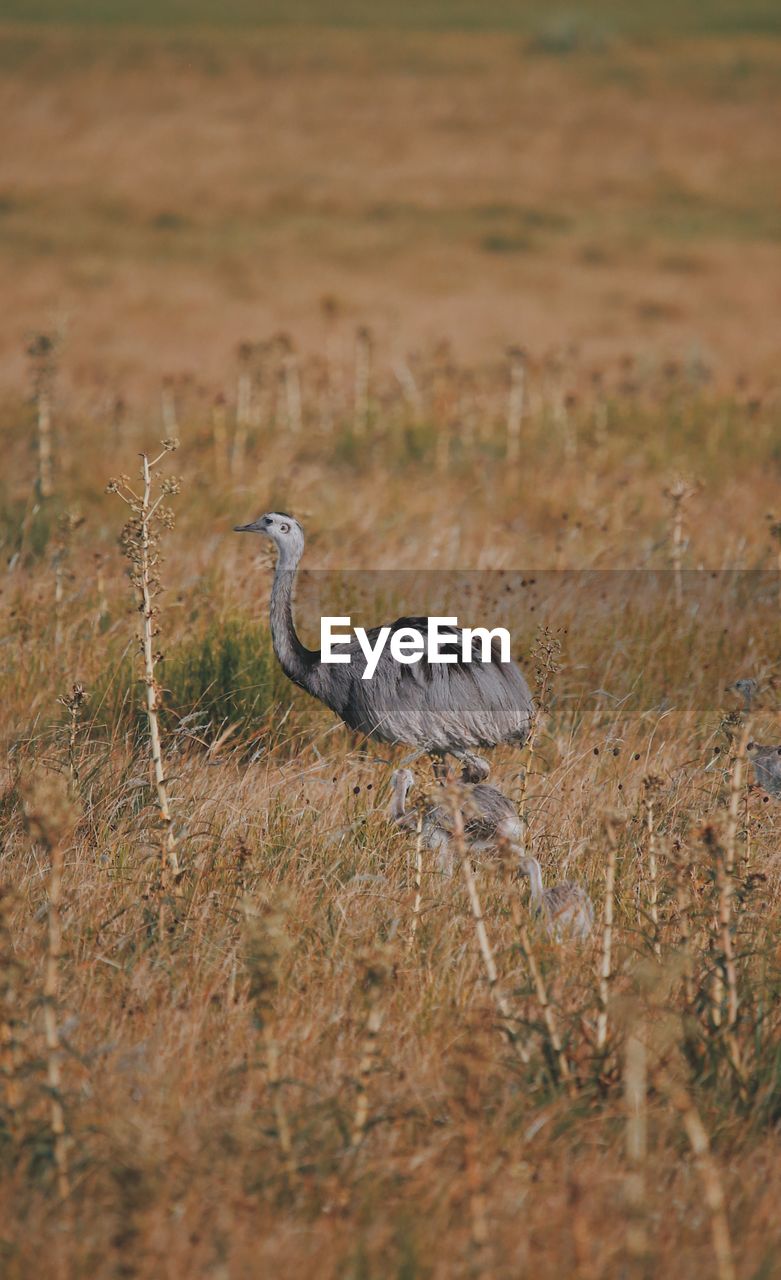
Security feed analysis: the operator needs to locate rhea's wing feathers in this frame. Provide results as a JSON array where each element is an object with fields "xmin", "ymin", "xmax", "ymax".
[
  {"xmin": 546, "ymin": 882, "xmax": 593, "ymax": 917},
  {"xmin": 748, "ymin": 746, "xmax": 781, "ymax": 794},
  {"xmin": 463, "ymin": 783, "xmax": 520, "ymax": 840},
  {"xmin": 311, "ymin": 617, "xmax": 533, "ymax": 750}
]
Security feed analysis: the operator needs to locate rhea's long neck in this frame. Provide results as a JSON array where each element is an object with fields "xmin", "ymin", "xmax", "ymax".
[
  {"xmin": 522, "ymin": 856, "xmax": 545, "ymax": 908},
  {"xmin": 269, "ymin": 548, "xmax": 317, "ymax": 688},
  {"xmin": 389, "ymin": 777, "xmax": 411, "ymax": 823}
]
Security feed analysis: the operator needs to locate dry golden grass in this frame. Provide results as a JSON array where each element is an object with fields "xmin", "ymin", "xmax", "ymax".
[{"xmin": 1, "ymin": 332, "xmax": 781, "ymax": 1277}]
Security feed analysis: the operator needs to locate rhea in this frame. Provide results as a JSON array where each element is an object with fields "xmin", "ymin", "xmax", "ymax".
[
  {"xmin": 517, "ymin": 856, "xmax": 594, "ymax": 942},
  {"xmin": 389, "ymin": 766, "xmax": 523, "ymax": 874},
  {"xmin": 234, "ymin": 512, "xmax": 533, "ymax": 779}
]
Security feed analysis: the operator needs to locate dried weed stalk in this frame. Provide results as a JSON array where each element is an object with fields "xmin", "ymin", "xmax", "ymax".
[
  {"xmin": 656, "ymin": 1067, "xmax": 736, "ymax": 1280},
  {"xmin": 0, "ymin": 883, "xmax": 23, "ymax": 1129},
  {"xmin": 211, "ymin": 393, "xmax": 229, "ymax": 483},
  {"xmin": 643, "ymin": 776, "xmax": 662, "ymax": 958},
  {"xmin": 57, "ymin": 683, "xmax": 89, "ymax": 789},
  {"xmin": 408, "ymin": 813, "xmax": 424, "ymax": 950},
  {"xmin": 596, "ymin": 819, "xmax": 618, "ymax": 1054},
  {"xmin": 354, "ymin": 325, "xmax": 372, "ymax": 437},
  {"xmin": 505, "ymin": 345, "xmax": 526, "ymax": 466},
  {"xmin": 244, "ymin": 895, "xmax": 295, "ymax": 1177},
  {"xmin": 21, "ymin": 770, "xmax": 79, "ymax": 1200},
  {"xmin": 518, "ymin": 925, "xmax": 573, "ymax": 1090},
  {"xmin": 623, "ymin": 1022, "xmax": 648, "ymax": 1272},
  {"xmin": 701, "ymin": 824, "xmax": 744, "ymax": 1086},
  {"xmin": 52, "ymin": 510, "xmax": 83, "ymax": 654},
  {"xmin": 518, "ymin": 626, "xmax": 562, "ymax": 825},
  {"xmin": 664, "ymin": 476, "xmax": 696, "ymax": 609},
  {"xmin": 350, "ymin": 951, "xmax": 388, "ymax": 1148},
  {"xmin": 107, "ymin": 442, "xmax": 181, "ymax": 885},
  {"xmin": 452, "ymin": 806, "xmax": 529, "ymax": 1065},
  {"xmin": 27, "ymin": 331, "xmax": 58, "ymax": 500}
]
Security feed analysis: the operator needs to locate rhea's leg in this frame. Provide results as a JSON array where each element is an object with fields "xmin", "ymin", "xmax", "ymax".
[{"xmin": 455, "ymin": 750, "xmax": 490, "ymax": 783}]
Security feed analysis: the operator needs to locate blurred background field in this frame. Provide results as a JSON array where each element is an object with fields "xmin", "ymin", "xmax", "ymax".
[
  {"xmin": 2, "ymin": 4, "xmax": 781, "ymax": 1279},
  {"xmin": 1, "ymin": 1, "xmax": 780, "ymax": 389}
]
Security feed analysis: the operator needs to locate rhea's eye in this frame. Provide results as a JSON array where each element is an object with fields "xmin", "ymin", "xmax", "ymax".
[{"xmin": 280, "ymin": 522, "xmax": 290, "ymax": 533}]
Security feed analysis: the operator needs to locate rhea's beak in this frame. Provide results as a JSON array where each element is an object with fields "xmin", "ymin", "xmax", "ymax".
[{"xmin": 234, "ymin": 518, "xmax": 268, "ymax": 533}]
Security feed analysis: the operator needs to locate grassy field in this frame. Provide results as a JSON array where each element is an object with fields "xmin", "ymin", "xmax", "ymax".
[{"xmin": 2, "ymin": 5, "xmax": 781, "ymax": 1279}]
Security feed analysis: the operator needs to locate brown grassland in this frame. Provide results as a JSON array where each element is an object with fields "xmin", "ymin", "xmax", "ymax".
[{"xmin": 2, "ymin": 11, "xmax": 781, "ymax": 1280}]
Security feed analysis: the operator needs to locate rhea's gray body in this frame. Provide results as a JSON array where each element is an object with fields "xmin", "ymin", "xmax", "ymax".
[
  {"xmin": 389, "ymin": 767, "xmax": 523, "ymax": 875},
  {"xmin": 235, "ymin": 513, "xmax": 533, "ymax": 777},
  {"xmin": 518, "ymin": 856, "xmax": 594, "ymax": 943},
  {"xmin": 747, "ymin": 742, "xmax": 781, "ymax": 796}
]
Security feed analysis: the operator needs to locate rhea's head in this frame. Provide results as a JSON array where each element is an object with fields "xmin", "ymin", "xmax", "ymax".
[{"xmin": 234, "ymin": 511, "xmax": 304, "ymax": 566}]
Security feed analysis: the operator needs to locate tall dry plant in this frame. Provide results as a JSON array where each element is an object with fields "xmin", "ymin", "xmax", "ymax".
[
  {"xmin": 724, "ymin": 719, "xmax": 752, "ymax": 876},
  {"xmin": 52, "ymin": 509, "xmax": 83, "ymax": 655},
  {"xmin": 769, "ymin": 519, "xmax": 781, "ymax": 608},
  {"xmin": 27, "ymin": 331, "xmax": 58, "ymax": 500},
  {"xmin": 350, "ymin": 950, "xmax": 388, "ymax": 1149},
  {"xmin": 518, "ymin": 925, "xmax": 573, "ymax": 1091},
  {"xmin": 701, "ymin": 824, "xmax": 744, "ymax": 1088},
  {"xmin": 672, "ymin": 849, "xmax": 697, "ymax": 1011},
  {"xmin": 353, "ymin": 325, "xmax": 373, "ymax": 437},
  {"xmin": 596, "ymin": 819, "xmax": 619, "ymax": 1054},
  {"xmin": 20, "ymin": 769, "xmax": 79, "ymax": 1201},
  {"xmin": 236, "ymin": 340, "xmax": 254, "ymax": 435},
  {"xmin": 0, "ymin": 882, "xmax": 23, "ymax": 1135},
  {"xmin": 517, "ymin": 626, "xmax": 562, "ymax": 827},
  {"xmin": 107, "ymin": 442, "xmax": 181, "ymax": 886},
  {"xmin": 623, "ymin": 1021, "xmax": 648, "ymax": 1274},
  {"xmin": 56, "ymin": 682, "xmax": 89, "ymax": 788},
  {"xmin": 408, "ymin": 814, "xmax": 424, "ymax": 950},
  {"xmin": 505, "ymin": 346, "xmax": 526, "ymax": 466},
  {"xmin": 451, "ymin": 805, "xmax": 529, "ymax": 1065},
  {"xmin": 643, "ymin": 776, "xmax": 662, "ymax": 958},
  {"xmin": 232, "ymin": 367, "xmax": 250, "ymax": 480},
  {"xmin": 276, "ymin": 334, "xmax": 302, "ymax": 435},
  {"xmin": 656, "ymin": 1066, "xmax": 736, "ymax": 1280},
  {"xmin": 665, "ymin": 476, "xmax": 697, "ymax": 609},
  {"xmin": 243, "ymin": 895, "xmax": 295, "ymax": 1179},
  {"xmin": 211, "ymin": 392, "xmax": 229, "ymax": 484}
]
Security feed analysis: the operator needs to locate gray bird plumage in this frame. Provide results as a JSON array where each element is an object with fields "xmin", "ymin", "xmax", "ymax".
[
  {"xmin": 389, "ymin": 767, "xmax": 523, "ymax": 874},
  {"xmin": 727, "ymin": 678, "xmax": 759, "ymax": 712},
  {"xmin": 390, "ymin": 771, "xmax": 592, "ymax": 941},
  {"xmin": 517, "ymin": 855, "xmax": 594, "ymax": 942},
  {"xmin": 235, "ymin": 513, "xmax": 533, "ymax": 777},
  {"xmin": 746, "ymin": 742, "xmax": 781, "ymax": 796}
]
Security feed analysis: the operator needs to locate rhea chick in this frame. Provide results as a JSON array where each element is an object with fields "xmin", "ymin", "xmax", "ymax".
[
  {"xmin": 389, "ymin": 767, "xmax": 523, "ymax": 875},
  {"xmin": 746, "ymin": 742, "xmax": 781, "ymax": 796},
  {"xmin": 517, "ymin": 855, "xmax": 594, "ymax": 942}
]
